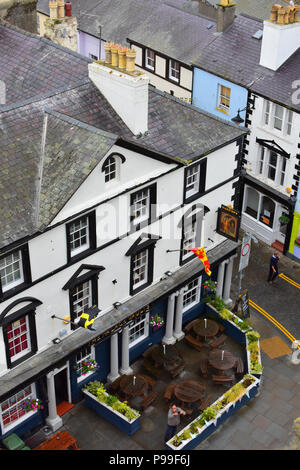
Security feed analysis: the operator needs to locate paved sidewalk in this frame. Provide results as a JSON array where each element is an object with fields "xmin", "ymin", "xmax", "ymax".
[{"xmin": 25, "ymin": 236, "xmax": 300, "ymax": 450}]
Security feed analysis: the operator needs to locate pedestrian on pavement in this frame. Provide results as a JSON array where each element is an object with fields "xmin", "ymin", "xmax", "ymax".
[
  {"xmin": 267, "ymin": 252, "xmax": 280, "ymax": 284},
  {"xmin": 164, "ymin": 403, "xmax": 186, "ymax": 443}
]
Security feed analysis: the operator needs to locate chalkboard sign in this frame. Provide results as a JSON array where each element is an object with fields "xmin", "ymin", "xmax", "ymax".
[
  {"xmin": 240, "ymin": 290, "xmax": 250, "ymax": 319},
  {"xmin": 232, "ymin": 289, "xmax": 250, "ymax": 319}
]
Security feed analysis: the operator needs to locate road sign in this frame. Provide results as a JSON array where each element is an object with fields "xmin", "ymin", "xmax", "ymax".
[{"xmin": 239, "ymin": 234, "xmax": 251, "ymax": 272}]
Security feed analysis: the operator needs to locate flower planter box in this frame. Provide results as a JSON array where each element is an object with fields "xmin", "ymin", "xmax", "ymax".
[
  {"xmin": 83, "ymin": 390, "xmax": 140, "ymax": 436},
  {"xmin": 205, "ymin": 304, "xmax": 248, "ymax": 346},
  {"xmin": 166, "ymin": 376, "xmax": 260, "ymax": 450},
  {"xmin": 246, "ymin": 337, "xmax": 263, "ymax": 379}
]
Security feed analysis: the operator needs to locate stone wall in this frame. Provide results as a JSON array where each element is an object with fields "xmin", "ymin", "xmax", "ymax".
[
  {"xmin": 44, "ymin": 16, "xmax": 78, "ymax": 52},
  {"xmin": 0, "ymin": 0, "xmax": 38, "ymax": 33}
]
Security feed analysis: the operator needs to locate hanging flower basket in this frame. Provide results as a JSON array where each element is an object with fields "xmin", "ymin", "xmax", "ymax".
[
  {"xmin": 150, "ymin": 315, "xmax": 164, "ymax": 331},
  {"xmin": 23, "ymin": 398, "xmax": 44, "ymax": 412},
  {"xmin": 202, "ymin": 280, "xmax": 217, "ymax": 298},
  {"xmin": 79, "ymin": 359, "xmax": 99, "ymax": 375}
]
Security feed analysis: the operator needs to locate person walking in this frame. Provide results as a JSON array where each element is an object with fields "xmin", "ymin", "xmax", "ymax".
[
  {"xmin": 164, "ymin": 403, "xmax": 186, "ymax": 443},
  {"xmin": 268, "ymin": 252, "xmax": 280, "ymax": 284}
]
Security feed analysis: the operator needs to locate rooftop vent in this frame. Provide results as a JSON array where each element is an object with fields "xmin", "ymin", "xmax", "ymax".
[{"xmin": 252, "ymin": 30, "xmax": 263, "ymax": 39}]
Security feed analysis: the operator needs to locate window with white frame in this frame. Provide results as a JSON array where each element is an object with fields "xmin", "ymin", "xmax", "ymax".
[
  {"xmin": 104, "ymin": 155, "xmax": 117, "ymax": 183},
  {"xmin": 76, "ymin": 345, "xmax": 95, "ymax": 382},
  {"xmin": 128, "ymin": 312, "xmax": 149, "ymax": 347},
  {"xmin": 218, "ymin": 85, "xmax": 231, "ymax": 111},
  {"xmin": 263, "ymin": 100, "xmax": 293, "ymax": 136},
  {"xmin": 185, "ymin": 164, "xmax": 200, "ymax": 198},
  {"xmin": 69, "ymin": 216, "xmax": 89, "ymax": 256},
  {"xmin": 71, "ymin": 280, "xmax": 92, "ymax": 323},
  {"xmin": 132, "ymin": 250, "xmax": 148, "ymax": 288},
  {"xmin": 256, "ymin": 146, "xmax": 287, "ymax": 187},
  {"xmin": 183, "ymin": 277, "xmax": 201, "ymax": 312},
  {"xmin": 169, "ymin": 59, "xmax": 180, "ymax": 82},
  {"xmin": 0, "ymin": 384, "xmax": 36, "ymax": 433},
  {"xmin": 0, "ymin": 250, "xmax": 24, "ymax": 292},
  {"xmin": 243, "ymin": 186, "xmax": 276, "ymax": 229},
  {"xmin": 131, "ymin": 187, "xmax": 150, "ymax": 225},
  {"xmin": 6, "ymin": 315, "xmax": 31, "ymax": 362},
  {"xmin": 145, "ymin": 49, "xmax": 155, "ymax": 71},
  {"xmin": 182, "ymin": 220, "xmax": 197, "ymax": 260}
]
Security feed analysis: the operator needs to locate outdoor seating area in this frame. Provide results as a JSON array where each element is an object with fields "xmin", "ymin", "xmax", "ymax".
[{"xmin": 99, "ymin": 315, "xmax": 246, "ymax": 448}]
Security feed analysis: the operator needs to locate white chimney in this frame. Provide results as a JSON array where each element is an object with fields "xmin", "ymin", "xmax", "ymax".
[
  {"xmin": 260, "ymin": 7, "xmax": 300, "ymax": 71},
  {"xmin": 88, "ymin": 62, "xmax": 149, "ymax": 135}
]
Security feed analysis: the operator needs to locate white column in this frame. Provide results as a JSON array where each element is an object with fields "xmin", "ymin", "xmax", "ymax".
[
  {"xmin": 223, "ymin": 254, "xmax": 237, "ymax": 306},
  {"xmin": 45, "ymin": 371, "xmax": 63, "ymax": 432},
  {"xmin": 216, "ymin": 260, "xmax": 228, "ymax": 298},
  {"xmin": 120, "ymin": 325, "xmax": 133, "ymax": 375},
  {"xmin": 162, "ymin": 292, "xmax": 177, "ymax": 345},
  {"xmin": 107, "ymin": 333, "xmax": 120, "ymax": 383},
  {"xmin": 174, "ymin": 288, "xmax": 186, "ymax": 340}
]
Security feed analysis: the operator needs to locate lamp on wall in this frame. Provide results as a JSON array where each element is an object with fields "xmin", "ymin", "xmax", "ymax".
[{"xmin": 231, "ymin": 107, "xmax": 246, "ymax": 125}]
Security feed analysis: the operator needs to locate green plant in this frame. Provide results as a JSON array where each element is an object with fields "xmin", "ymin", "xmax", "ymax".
[
  {"xmin": 83, "ymin": 380, "xmax": 102, "ymax": 397},
  {"xmin": 200, "ymin": 406, "xmax": 217, "ymax": 423},
  {"xmin": 106, "ymin": 394, "xmax": 119, "ymax": 407},
  {"xmin": 171, "ymin": 435, "xmax": 183, "ymax": 447},
  {"xmin": 189, "ymin": 422, "xmax": 199, "ymax": 435},
  {"xmin": 223, "ymin": 383, "xmax": 246, "ymax": 403},
  {"xmin": 181, "ymin": 430, "xmax": 191, "ymax": 440},
  {"xmin": 246, "ymin": 331, "xmax": 260, "ymax": 343},
  {"xmin": 279, "ymin": 215, "xmax": 290, "ymax": 224},
  {"xmin": 210, "ymin": 296, "xmax": 226, "ymax": 312}
]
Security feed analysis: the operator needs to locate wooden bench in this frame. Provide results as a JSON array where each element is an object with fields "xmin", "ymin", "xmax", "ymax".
[
  {"xmin": 164, "ymin": 382, "xmax": 177, "ymax": 401},
  {"xmin": 139, "ymin": 374, "xmax": 156, "ymax": 388},
  {"xmin": 108, "ymin": 376, "xmax": 122, "ymax": 393},
  {"xmin": 235, "ymin": 357, "xmax": 244, "ymax": 375},
  {"xmin": 170, "ymin": 362, "xmax": 185, "ymax": 378},
  {"xmin": 143, "ymin": 359, "xmax": 162, "ymax": 378},
  {"xmin": 198, "ymin": 394, "xmax": 211, "ymax": 412},
  {"xmin": 199, "ymin": 358, "xmax": 208, "ymax": 377},
  {"xmin": 209, "ymin": 334, "xmax": 226, "ymax": 350},
  {"xmin": 212, "ymin": 374, "xmax": 234, "ymax": 385},
  {"xmin": 185, "ymin": 334, "xmax": 204, "ymax": 352},
  {"xmin": 184, "ymin": 319, "xmax": 200, "ymax": 334},
  {"xmin": 141, "ymin": 390, "xmax": 158, "ymax": 410}
]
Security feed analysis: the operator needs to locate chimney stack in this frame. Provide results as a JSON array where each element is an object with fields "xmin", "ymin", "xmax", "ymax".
[
  {"xmin": 217, "ymin": 1, "xmax": 236, "ymax": 33},
  {"xmin": 88, "ymin": 45, "xmax": 149, "ymax": 135},
  {"xmin": 260, "ymin": 3, "xmax": 300, "ymax": 71},
  {"xmin": 44, "ymin": 1, "xmax": 77, "ymax": 51}
]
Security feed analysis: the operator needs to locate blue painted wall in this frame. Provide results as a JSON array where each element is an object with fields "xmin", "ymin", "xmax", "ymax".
[{"xmin": 192, "ymin": 68, "xmax": 248, "ymax": 124}]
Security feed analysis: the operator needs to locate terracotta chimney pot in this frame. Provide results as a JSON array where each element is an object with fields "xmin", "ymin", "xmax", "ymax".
[
  {"xmin": 57, "ymin": 0, "xmax": 65, "ymax": 18},
  {"xmin": 295, "ymin": 4, "xmax": 300, "ymax": 21},
  {"xmin": 126, "ymin": 49, "xmax": 136, "ymax": 73},
  {"xmin": 104, "ymin": 42, "xmax": 112, "ymax": 64},
  {"xmin": 118, "ymin": 47, "xmax": 127, "ymax": 70},
  {"xmin": 111, "ymin": 44, "xmax": 119, "ymax": 67},
  {"xmin": 270, "ymin": 5, "xmax": 279, "ymax": 22},
  {"xmin": 277, "ymin": 7, "xmax": 286, "ymax": 24},
  {"xmin": 49, "ymin": 1, "xmax": 58, "ymax": 19},
  {"xmin": 289, "ymin": 6, "xmax": 296, "ymax": 23}
]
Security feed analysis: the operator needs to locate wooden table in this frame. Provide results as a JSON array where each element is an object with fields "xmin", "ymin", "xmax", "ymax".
[
  {"xmin": 174, "ymin": 380, "xmax": 206, "ymax": 406},
  {"xmin": 208, "ymin": 349, "xmax": 237, "ymax": 373},
  {"xmin": 193, "ymin": 318, "xmax": 219, "ymax": 340},
  {"xmin": 34, "ymin": 432, "xmax": 79, "ymax": 450},
  {"xmin": 151, "ymin": 344, "xmax": 182, "ymax": 369},
  {"xmin": 120, "ymin": 374, "xmax": 148, "ymax": 399}
]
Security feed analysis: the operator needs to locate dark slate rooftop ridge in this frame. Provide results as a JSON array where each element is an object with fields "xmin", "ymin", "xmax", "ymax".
[
  {"xmin": 0, "ymin": 79, "xmax": 91, "ymax": 113},
  {"xmin": 150, "ymin": 85, "xmax": 249, "ymax": 134},
  {"xmin": 44, "ymin": 107, "xmax": 119, "ymax": 141}
]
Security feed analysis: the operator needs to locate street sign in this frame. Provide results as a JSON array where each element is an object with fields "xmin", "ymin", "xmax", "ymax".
[{"xmin": 239, "ymin": 234, "xmax": 251, "ymax": 272}]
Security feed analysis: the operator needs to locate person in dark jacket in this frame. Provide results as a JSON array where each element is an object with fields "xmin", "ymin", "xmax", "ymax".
[
  {"xmin": 268, "ymin": 252, "xmax": 280, "ymax": 284},
  {"xmin": 164, "ymin": 403, "xmax": 186, "ymax": 442}
]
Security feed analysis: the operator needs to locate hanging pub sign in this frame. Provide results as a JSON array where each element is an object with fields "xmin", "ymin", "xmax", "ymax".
[{"xmin": 216, "ymin": 205, "xmax": 241, "ymax": 242}]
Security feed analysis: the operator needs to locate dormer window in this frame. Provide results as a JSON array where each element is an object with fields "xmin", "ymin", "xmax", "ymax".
[
  {"xmin": 101, "ymin": 153, "xmax": 126, "ymax": 184},
  {"xmin": 145, "ymin": 49, "xmax": 155, "ymax": 71},
  {"xmin": 169, "ymin": 59, "xmax": 180, "ymax": 82},
  {"xmin": 104, "ymin": 155, "xmax": 117, "ymax": 182}
]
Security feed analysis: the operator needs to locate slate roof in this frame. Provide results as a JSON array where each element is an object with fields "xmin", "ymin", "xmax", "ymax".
[
  {"xmin": 0, "ymin": 78, "xmax": 245, "ymax": 249},
  {"xmin": 192, "ymin": 14, "xmax": 300, "ymax": 112},
  {"xmin": 37, "ymin": 0, "xmax": 217, "ymax": 63},
  {"xmin": 0, "ymin": 18, "xmax": 90, "ymax": 106}
]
